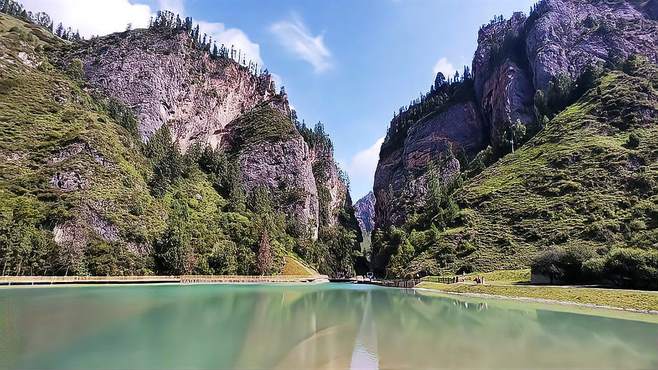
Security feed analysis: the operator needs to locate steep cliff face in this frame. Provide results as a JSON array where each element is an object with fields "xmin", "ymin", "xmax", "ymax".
[
  {"xmin": 65, "ymin": 28, "xmax": 283, "ymax": 151},
  {"xmin": 63, "ymin": 28, "xmax": 326, "ymax": 238},
  {"xmin": 374, "ymin": 100, "xmax": 485, "ymax": 228},
  {"xmin": 526, "ymin": 0, "xmax": 658, "ymax": 91},
  {"xmin": 374, "ymin": 0, "xmax": 658, "ymax": 231},
  {"xmin": 0, "ymin": 12, "xmax": 357, "ymax": 276},
  {"xmin": 354, "ymin": 191, "xmax": 375, "ymax": 237},
  {"xmin": 225, "ymin": 103, "xmax": 320, "ymax": 237},
  {"xmin": 473, "ymin": 12, "xmax": 534, "ymax": 147}
]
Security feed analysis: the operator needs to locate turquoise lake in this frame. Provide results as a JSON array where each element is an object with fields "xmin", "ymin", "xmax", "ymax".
[{"xmin": 1, "ymin": 283, "xmax": 657, "ymax": 369}]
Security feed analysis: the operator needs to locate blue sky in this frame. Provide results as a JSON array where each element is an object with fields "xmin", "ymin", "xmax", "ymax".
[{"xmin": 23, "ymin": 0, "xmax": 535, "ymax": 199}]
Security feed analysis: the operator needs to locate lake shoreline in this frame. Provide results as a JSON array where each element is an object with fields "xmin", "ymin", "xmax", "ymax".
[
  {"xmin": 414, "ymin": 284, "xmax": 658, "ymax": 317},
  {"xmin": 0, "ymin": 275, "xmax": 330, "ymax": 287}
]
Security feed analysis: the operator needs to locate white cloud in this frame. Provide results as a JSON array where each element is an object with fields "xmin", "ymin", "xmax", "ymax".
[
  {"xmin": 157, "ymin": 0, "xmax": 184, "ymax": 15},
  {"xmin": 344, "ymin": 136, "xmax": 385, "ymax": 198},
  {"xmin": 270, "ymin": 72, "xmax": 284, "ymax": 91},
  {"xmin": 432, "ymin": 57, "xmax": 456, "ymax": 79},
  {"xmin": 21, "ymin": 0, "xmax": 151, "ymax": 37},
  {"xmin": 19, "ymin": 0, "xmax": 264, "ymax": 66},
  {"xmin": 270, "ymin": 14, "xmax": 332, "ymax": 73},
  {"xmin": 198, "ymin": 20, "xmax": 263, "ymax": 66}
]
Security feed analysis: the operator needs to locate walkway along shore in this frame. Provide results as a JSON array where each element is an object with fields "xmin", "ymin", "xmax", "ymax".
[{"xmin": 0, "ymin": 275, "xmax": 328, "ymax": 286}]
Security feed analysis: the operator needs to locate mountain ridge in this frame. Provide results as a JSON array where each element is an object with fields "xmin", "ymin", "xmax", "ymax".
[
  {"xmin": 0, "ymin": 8, "xmax": 360, "ymax": 277},
  {"xmin": 371, "ymin": 0, "xmax": 658, "ymax": 282}
]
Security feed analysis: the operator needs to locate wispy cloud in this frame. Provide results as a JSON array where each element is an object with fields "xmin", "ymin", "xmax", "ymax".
[
  {"xmin": 270, "ymin": 14, "xmax": 332, "ymax": 73},
  {"xmin": 432, "ymin": 57, "xmax": 456, "ymax": 78}
]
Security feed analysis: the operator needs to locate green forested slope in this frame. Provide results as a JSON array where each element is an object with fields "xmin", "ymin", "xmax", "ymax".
[
  {"xmin": 0, "ymin": 14, "xmax": 355, "ymax": 277},
  {"xmin": 380, "ymin": 59, "xmax": 658, "ymax": 287}
]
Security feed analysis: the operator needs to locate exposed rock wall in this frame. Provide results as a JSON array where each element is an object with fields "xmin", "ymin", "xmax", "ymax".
[
  {"xmin": 374, "ymin": 102, "xmax": 485, "ymax": 228},
  {"xmin": 373, "ymin": 0, "xmax": 658, "ymax": 231},
  {"xmin": 354, "ymin": 191, "xmax": 375, "ymax": 238},
  {"xmin": 239, "ymin": 136, "xmax": 319, "ymax": 238},
  {"xmin": 310, "ymin": 144, "xmax": 350, "ymax": 228},
  {"xmin": 526, "ymin": 0, "xmax": 658, "ymax": 91},
  {"xmin": 472, "ymin": 12, "xmax": 535, "ymax": 145},
  {"xmin": 62, "ymin": 28, "xmax": 333, "ymax": 237},
  {"xmin": 67, "ymin": 29, "xmax": 282, "ymax": 151}
]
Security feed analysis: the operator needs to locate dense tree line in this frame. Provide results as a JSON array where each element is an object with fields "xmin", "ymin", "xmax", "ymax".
[
  {"xmin": 371, "ymin": 158, "xmax": 463, "ymax": 277},
  {"xmin": 148, "ymin": 10, "xmax": 266, "ymax": 79},
  {"xmin": 532, "ymin": 245, "xmax": 658, "ymax": 290}
]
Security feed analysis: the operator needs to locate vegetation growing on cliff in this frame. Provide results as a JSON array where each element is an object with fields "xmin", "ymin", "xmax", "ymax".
[
  {"xmin": 380, "ymin": 68, "xmax": 474, "ymax": 159},
  {"xmin": 377, "ymin": 57, "xmax": 658, "ymax": 285},
  {"xmin": 0, "ymin": 10, "xmax": 358, "ymax": 277}
]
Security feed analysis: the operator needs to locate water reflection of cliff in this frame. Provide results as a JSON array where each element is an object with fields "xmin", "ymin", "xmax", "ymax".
[{"xmin": 4, "ymin": 284, "xmax": 658, "ymax": 370}]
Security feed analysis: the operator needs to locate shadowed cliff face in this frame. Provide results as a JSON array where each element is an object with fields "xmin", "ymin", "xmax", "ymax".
[
  {"xmin": 373, "ymin": 0, "xmax": 658, "ymax": 233},
  {"xmin": 374, "ymin": 102, "xmax": 484, "ymax": 228}
]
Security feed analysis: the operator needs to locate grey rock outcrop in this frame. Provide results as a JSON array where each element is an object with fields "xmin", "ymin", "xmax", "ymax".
[
  {"xmin": 239, "ymin": 136, "xmax": 320, "ymax": 238},
  {"xmin": 472, "ymin": 12, "xmax": 535, "ymax": 145},
  {"xmin": 310, "ymin": 144, "xmax": 350, "ymax": 228},
  {"xmin": 526, "ymin": 0, "xmax": 658, "ymax": 90},
  {"xmin": 373, "ymin": 0, "xmax": 658, "ymax": 232},
  {"xmin": 50, "ymin": 171, "xmax": 86, "ymax": 191},
  {"xmin": 354, "ymin": 191, "xmax": 375, "ymax": 238},
  {"xmin": 374, "ymin": 102, "xmax": 485, "ymax": 228},
  {"xmin": 67, "ymin": 29, "xmax": 282, "ymax": 151}
]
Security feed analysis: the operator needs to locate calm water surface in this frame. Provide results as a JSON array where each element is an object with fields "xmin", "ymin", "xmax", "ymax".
[{"xmin": 1, "ymin": 283, "xmax": 656, "ymax": 369}]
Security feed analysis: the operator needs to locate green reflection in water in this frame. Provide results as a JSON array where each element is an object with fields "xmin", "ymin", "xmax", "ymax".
[{"xmin": 1, "ymin": 284, "xmax": 656, "ymax": 369}]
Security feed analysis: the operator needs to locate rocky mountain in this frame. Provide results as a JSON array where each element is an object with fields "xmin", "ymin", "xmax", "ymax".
[
  {"xmin": 354, "ymin": 191, "xmax": 375, "ymax": 238},
  {"xmin": 371, "ymin": 0, "xmax": 658, "ymax": 276},
  {"xmin": 0, "ymin": 9, "xmax": 359, "ymax": 277}
]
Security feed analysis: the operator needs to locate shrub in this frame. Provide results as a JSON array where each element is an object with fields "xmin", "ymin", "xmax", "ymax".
[
  {"xmin": 582, "ymin": 257, "xmax": 605, "ymax": 280},
  {"xmin": 602, "ymin": 248, "xmax": 658, "ymax": 289},
  {"xmin": 626, "ymin": 133, "xmax": 640, "ymax": 149},
  {"xmin": 66, "ymin": 58, "xmax": 84, "ymax": 81},
  {"xmin": 531, "ymin": 244, "xmax": 597, "ymax": 283}
]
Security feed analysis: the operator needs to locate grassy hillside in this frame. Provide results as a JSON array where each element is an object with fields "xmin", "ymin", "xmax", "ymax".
[
  {"xmin": 0, "ymin": 13, "xmax": 361, "ymax": 277},
  {"xmin": 454, "ymin": 60, "xmax": 657, "ymax": 271},
  {"xmin": 227, "ymin": 102, "xmax": 297, "ymax": 151},
  {"xmin": 0, "ymin": 13, "xmax": 166, "ymax": 275},
  {"xmin": 378, "ymin": 58, "xmax": 658, "ymax": 284}
]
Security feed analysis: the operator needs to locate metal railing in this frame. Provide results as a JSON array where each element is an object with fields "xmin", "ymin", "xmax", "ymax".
[
  {"xmin": 421, "ymin": 276, "xmax": 463, "ymax": 284},
  {"xmin": 0, "ymin": 274, "xmax": 328, "ymax": 286}
]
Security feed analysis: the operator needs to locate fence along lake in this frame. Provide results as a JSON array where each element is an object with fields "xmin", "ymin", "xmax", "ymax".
[{"xmin": 1, "ymin": 283, "xmax": 657, "ymax": 369}]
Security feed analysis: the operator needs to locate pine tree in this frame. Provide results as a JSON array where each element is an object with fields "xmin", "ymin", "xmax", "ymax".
[
  {"xmin": 212, "ymin": 42, "xmax": 218, "ymax": 58},
  {"xmin": 1, "ymin": 0, "xmax": 9, "ymax": 14},
  {"xmin": 257, "ymin": 230, "xmax": 273, "ymax": 275},
  {"xmin": 192, "ymin": 25, "xmax": 200, "ymax": 44},
  {"xmin": 508, "ymin": 119, "xmax": 527, "ymax": 153},
  {"xmin": 55, "ymin": 22, "xmax": 64, "ymax": 38},
  {"xmin": 434, "ymin": 72, "xmax": 446, "ymax": 90}
]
